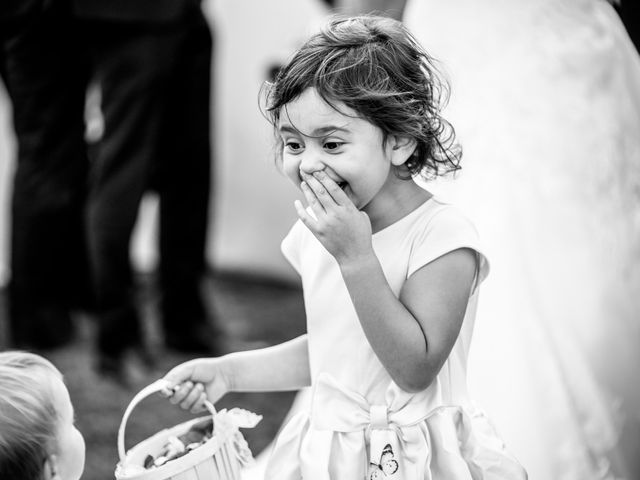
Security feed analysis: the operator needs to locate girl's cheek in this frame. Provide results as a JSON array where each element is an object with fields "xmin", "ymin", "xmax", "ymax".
[{"xmin": 283, "ymin": 159, "xmax": 301, "ymax": 186}]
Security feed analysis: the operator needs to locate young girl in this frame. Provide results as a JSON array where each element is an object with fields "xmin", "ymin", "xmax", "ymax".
[
  {"xmin": 162, "ymin": 15, "xmax": 526, "ymax": 479},
  {"xmin": 0, "ymin": 351, "xmax": 85, "ymax": 480}
]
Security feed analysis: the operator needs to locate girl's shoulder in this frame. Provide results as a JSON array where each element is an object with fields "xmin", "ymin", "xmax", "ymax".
[
  {"xmin": 377, "ymin": 195, "xmax": 480, "ymax": 243},
  {"xmin": 401, "ymin": 197, "xmax": 489, "ymax": 285},
  {"xmin": 422, "ymin": 197, "xmax": 481, "ymax": 239}
]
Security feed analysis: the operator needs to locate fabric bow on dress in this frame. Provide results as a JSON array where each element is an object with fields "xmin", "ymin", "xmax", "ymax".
[{"xmin": 265, "ymin": 373, "xmax": 527, "ymax": 480}]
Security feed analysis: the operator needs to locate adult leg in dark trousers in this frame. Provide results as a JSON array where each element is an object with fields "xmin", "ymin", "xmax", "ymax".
[
  {"xmin": 0, "ymin": 1, "xmax": 91, "ymax": 350},
  {"xmin": 85, "ymin": 22, "xmax": 171, "ymax": 376},
  {"xmin": 84, "ymin": 7, "xmax": 218, "ymax": 379},
  {"xmin": 152, "ymin": 9, "xmax": 219, "ymax": 354}
]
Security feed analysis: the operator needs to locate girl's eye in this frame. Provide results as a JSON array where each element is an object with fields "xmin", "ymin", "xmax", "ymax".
[
  {"xmin": 324, "ymin": 141, "xmax": 344, "ymax": 151},
  {"xmin": 284, "ymin": 141, "xmax": 303, "ymax": 153}
]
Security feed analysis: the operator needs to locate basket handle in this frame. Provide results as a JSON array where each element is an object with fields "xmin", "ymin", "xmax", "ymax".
[{"xmin": 117, "ymin": 379, "xmax": 217, "ymax": 462}]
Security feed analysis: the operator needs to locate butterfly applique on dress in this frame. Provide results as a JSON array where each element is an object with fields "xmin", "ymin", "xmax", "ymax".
[{"xmin": 368, "ymin": 444, "xmax": 399, "ymax": 480}]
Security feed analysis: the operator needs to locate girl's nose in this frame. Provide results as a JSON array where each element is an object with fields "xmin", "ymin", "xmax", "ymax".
[{"xmin": 298, "ymin": 151, "xmax": 325, "ymax": 176}]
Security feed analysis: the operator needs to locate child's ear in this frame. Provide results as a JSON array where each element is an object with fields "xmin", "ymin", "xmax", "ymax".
[
  {"xmin": 389, "ymin": 135, "xmax": 418, "ymax": 166},
  {"xmin": 43, "ymin": 454, "xmax": 59, "ymax": 480}
]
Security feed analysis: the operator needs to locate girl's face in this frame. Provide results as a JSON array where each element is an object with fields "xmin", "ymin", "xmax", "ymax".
[
  {"xmin": 48, "ymin": 376, "xmax": 85, "ymax": 480},
  {"xmin": 279, "ymin": 88, "xmax": 404, "ymax": 227}
]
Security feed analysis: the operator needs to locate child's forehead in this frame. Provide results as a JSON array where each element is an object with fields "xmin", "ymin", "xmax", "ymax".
[
  {"xmin": 285, "ymin": 88, "xmax": 350, "ymax": 116},
  {"xmin": 278, "ymin": 88, "xmax": 359, "ymax": 132}
]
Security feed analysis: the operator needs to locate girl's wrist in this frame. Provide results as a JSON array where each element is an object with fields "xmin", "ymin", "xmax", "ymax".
[
  {"xmin": 338, "ymin": 250, "xmax": 380, "ymax": 277},
  {"xmin": 216, "ymin": 355, "xmax": 236, "ymax": 393}
]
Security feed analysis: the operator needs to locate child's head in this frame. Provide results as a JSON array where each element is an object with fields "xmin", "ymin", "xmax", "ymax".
[
  {"xmin": 264, "ymin": 14, "xmax": 461, "ymax": 180},
  {"xmin": 0, "ymin": 351, "xmax": 85, "ymax": 480}
]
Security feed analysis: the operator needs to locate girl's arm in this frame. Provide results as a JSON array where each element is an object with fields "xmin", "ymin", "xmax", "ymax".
[
  {"xmin": 163, "ymin": 334, "xmax": 310, "ymax": 411},
  {"xmin": 340, "ymin": 249, "xmax": 476, "ymax": 392},
  {"xmin": 297, "ymin": 170, "xmax": 476, "ymax": 392},
  {"xmin": 226, "ymin": 334, "xmax": 311, "ymax": 392}
]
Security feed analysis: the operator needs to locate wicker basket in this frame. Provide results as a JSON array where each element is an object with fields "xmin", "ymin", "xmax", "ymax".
[{"xmin": 115, "ymin": 379, "xmax": 260, "ymax": 480}]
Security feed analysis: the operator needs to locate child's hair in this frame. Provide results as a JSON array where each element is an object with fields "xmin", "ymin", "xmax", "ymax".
[
  {"xmin": 0, "ymin": 351, "xmax": 63, "ymax": 480},
  {"xmin": 263, "ymin": 14, "xmax": 461, "ymax": 180}
]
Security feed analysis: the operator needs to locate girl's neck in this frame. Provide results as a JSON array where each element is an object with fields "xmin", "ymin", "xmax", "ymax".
[{"xmin": 366, "ymin": 176, "xmax": 432, "ymax": 233}]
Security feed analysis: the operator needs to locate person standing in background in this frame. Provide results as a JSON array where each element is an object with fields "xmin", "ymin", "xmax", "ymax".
[
  {"xmin": 1, "ymin": 0, "xmax": 220, "ymax": 384},
  {"xmin": 74, "ymin": 0, "xmax": 220, "ymax": 381},
  {"xmin": 0, "ymin": 0, "xmax": 93, "ymax": 350}
]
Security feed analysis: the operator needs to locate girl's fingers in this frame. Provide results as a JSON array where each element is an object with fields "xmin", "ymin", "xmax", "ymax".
[
  {"xmin": 161, "ymin": 361, "xmax": 199, "ymax": 393},
  {"xmin": 160, "ymin": 383, "xmax": 177, "ymax": 398},
  {"xmin": 304, "ymin": 174, "xmax": 337, "ymax": 210},
  {"xmin": 300, "ymin": 180, "xmax": 326, "ymax": 218},
  {"xmin": 168, "ymin": 381, "xmax": 194, "ymax": 405},
  {"xmin": 312, "ymin": 170, "xmax": 349, "ymax": 206},
  {"xmin": 190, "ymin": 393, "xmax": 209, "ymax": 414},
  {"xmin": 167, "ymin": 381, "xmax": 208, "ymax": 412},
  {"xmin": 180, "ymin": 382, "xmax": 205, "ymax": 411},
  {"xmin": 294, "ymin": 199, "xmax": 318, "ymax": 232}
]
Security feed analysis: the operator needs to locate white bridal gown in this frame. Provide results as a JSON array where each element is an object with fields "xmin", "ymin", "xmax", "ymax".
[{"xmin": 402, "ymin": 0, "xmax": 640, "ymax": 479}]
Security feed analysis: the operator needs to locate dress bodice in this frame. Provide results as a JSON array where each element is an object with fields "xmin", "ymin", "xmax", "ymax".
[{"xmin": 282, "ymin": 197, "xmax": 486, "ymax": 405}]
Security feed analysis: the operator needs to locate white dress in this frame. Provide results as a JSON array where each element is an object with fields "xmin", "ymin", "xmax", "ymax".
[
  {"xmin": 403, "ymin": 1, "xmax": 640, "ymax": 479},
  {"xmin": 264, "ymin": 198, "xmax": 526, "ymax": 479}
]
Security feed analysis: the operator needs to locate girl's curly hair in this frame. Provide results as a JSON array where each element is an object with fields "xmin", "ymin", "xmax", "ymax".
[{"xmin": 262, "ymin": 14, "xmax": 461, "ymax": 180}]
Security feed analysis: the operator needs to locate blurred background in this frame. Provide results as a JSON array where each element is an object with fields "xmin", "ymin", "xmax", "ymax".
[{"xmin": 1, "ymin": 1, "xmax": 639, "ymax": 479}]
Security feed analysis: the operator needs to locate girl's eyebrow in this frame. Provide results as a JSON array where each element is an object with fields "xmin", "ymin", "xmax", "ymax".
[
  {"xmin": 312, "ymin": 126, "xmax": 350, "ymax": 136},
  {"xmin": 278, "ymin": 124, "xmax": 350, "ymax": 136},
  {"xmin": 278, "ymin": 125, "xmax": 299, "ymax": 134}
]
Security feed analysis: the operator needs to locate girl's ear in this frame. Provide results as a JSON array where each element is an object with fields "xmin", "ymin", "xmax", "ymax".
[
  {"xmin": 389, "ymin": 135, "xmax": 418, "ymax": 166},
  {"xmin": 43, "ymin": 455, "xmax": 59, "ymax": 480}
]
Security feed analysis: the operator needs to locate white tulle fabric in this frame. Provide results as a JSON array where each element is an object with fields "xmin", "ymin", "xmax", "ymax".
[
  {"xmin": 403, "ymin": 1, "xmax": 640, "ymax": 479},
  {"xmin": 263, "ymin": 199, "xmax": 526, "ymax": 479}
]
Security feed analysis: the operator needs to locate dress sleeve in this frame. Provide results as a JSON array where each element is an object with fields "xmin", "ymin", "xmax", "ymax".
[
  {"xmin": 280, "ymin": 220, "xmax": 305, "ymax": 275},
  {"xmin": 407, "ymin": 206, "xmax": 490, "ymax": 293}
]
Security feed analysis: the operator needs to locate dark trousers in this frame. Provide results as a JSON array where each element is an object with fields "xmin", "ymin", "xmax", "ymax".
[
  {"xmin": 0, "ymin": 4, "xmax": 92, "ymax": 348},
  {"xmin": 83, "ymin": 10, "xmax": 213, "ymax": 356},
  {"xmin": 1, "ymin": 3, "xmax": 213, "ymax": 355}
]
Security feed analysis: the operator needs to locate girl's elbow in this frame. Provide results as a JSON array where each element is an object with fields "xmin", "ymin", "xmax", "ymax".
[{"xmin": 395, "ymin": 370, "xmax": 435, "ymax": 393}]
